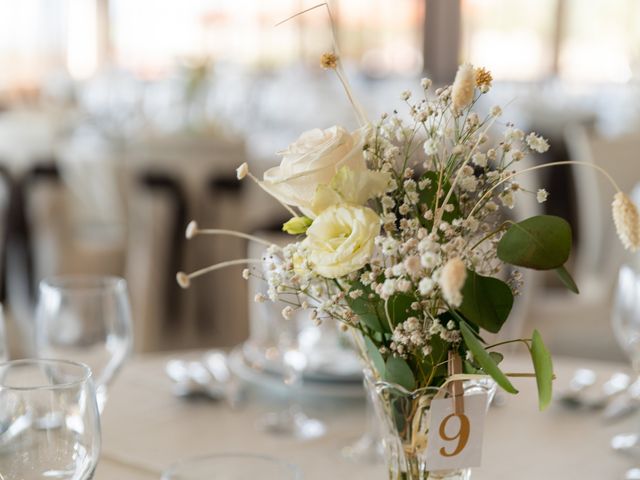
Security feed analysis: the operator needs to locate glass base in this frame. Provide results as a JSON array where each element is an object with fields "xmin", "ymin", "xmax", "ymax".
[
  {"xmin": 259, "ymin": 409, "xmax": 326, "ymax": 440},
  {"xmin": 342, "ymin": 433, "xmax": 383, "ymax": 463}
]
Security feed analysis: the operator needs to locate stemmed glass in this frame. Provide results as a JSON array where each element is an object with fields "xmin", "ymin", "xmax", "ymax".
[
  {"xmin": 260, "ymin": 308, "xmax": 326, "ymax": 440},
  {"xmin": 35, "ymin": 275, "xmax": 134, "ymax": 413},
  {"xmin": 0, "ymin": 359, "xmax": 101, "ymax": 479},
  {"xmin": 0, "ymin": 305, "xmax": 7, "ymax": 362},
  {"xmin": 610, "ymin": 264, "xmax": 640, "ymax": 469}
]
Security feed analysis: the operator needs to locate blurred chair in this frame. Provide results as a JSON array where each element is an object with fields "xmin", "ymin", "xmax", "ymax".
[
  {"xmin": 522, "ymin": 126, "xmax": 640, "ymax": 361},
  {"xmin": 125, "ymin": 170, "xmax": 189, "ymax": 352}
]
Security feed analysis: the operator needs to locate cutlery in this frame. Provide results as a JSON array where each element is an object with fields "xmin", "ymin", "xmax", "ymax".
[
  {"xmin": 582, "ymin": 372, "xmax": 631, "ymax": 409},
  {"xmin": 557, "ymin": 368, "xmax": 597, "ymax": 408},
  {"xmin": 604, "ymin": 378, "xmax": 640, "ymax": 421}
]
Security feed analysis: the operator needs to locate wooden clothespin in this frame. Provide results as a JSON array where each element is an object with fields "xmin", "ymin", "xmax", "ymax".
[{"xmin": 448, "ymin": 351, "xmax": 464, "ymax": 415}]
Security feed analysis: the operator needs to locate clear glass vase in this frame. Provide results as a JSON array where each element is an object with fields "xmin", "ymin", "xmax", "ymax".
[{"xmin": 363, "ymin": 369, "xmax": 495, "ymax": 480}]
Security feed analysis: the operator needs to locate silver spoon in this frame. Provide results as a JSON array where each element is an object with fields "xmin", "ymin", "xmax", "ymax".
[{"xmin": 557, "ymin": 368, "xmax": 597, "ymax": 408}]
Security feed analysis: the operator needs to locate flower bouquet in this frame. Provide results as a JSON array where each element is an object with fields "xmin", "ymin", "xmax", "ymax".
[{"xmin": 177, "ymin": 52, "xmax": 638, "ymax": 479}]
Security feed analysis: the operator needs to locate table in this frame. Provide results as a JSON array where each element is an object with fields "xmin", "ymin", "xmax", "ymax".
[{"xmin": 95, "ymin": 352, "xmax": 638, "ymax": 479}]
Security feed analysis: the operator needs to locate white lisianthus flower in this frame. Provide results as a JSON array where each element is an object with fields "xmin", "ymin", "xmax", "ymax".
[
  {"xmin": 302, "ymin": 205, "xmax": 380, "ymax": 278},
  {"xmin": 311, "ymin": 166, "xmax": 391, "ymax": 215},
  {"xmin": 262, "ymin": 126, "xmax": 369, "ymax": 217},
  {"xmin": 439, "ymin": 257, "xmax": 467, "ymax": 307},
  {"xmin": 451, "ymin": 63, "xmax": 475, "ymax": 112}
]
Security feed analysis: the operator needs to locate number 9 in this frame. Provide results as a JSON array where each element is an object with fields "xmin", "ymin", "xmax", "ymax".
[{"xmin": 438, "ymin": 413, "xmax": 470, "ymax": 457}]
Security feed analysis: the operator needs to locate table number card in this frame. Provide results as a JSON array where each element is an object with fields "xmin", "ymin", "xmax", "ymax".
[{"xmin": 424, "ymin": 393, "xmax": 488, "ymax": 471}]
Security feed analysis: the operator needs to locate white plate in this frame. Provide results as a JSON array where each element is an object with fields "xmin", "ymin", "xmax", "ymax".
[{"xmin": 228, "ymin": 347, "xmax": 364, "ymax": 400}]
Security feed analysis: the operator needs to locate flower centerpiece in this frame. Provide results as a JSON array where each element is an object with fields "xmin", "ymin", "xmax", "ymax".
[{"xmin": 177, "ymin": 49, "xmax": 639, "ymax": 479}]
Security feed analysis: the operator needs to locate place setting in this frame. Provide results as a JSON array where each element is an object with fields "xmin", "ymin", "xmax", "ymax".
[{"xmin": 2, "ymin": 1, "xmax": 640, "ymax": 479}]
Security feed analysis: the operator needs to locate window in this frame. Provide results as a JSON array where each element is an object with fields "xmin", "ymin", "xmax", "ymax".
[{"xmin": 461, "ymin": 0, "xmax": 640, "ymax": 83}]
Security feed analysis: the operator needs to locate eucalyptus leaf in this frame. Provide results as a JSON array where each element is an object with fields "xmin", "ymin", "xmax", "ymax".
[
  {"xmin": 418, "ymin": 171, "xmax": 462, "ymax": 225},
  {"xmin": 346, "ymin": 282, "xmax": 388, "ymax": 333},
  {"xmin": 460, "ymin": 321, "xmax": 518, "ymax": 394},
  {"xmin": 459, "ymin": 270, "xmax": 514, "ymax": 334},
  {"xmin": 384, "ymin": 356, "xmax": 416, "ymax": 391},
  {"xmin": 364, "ymin": 336, "xmax": 386, "ymax": 377},
  {"xmin": 531, "ymin": 330, "xmax": 554, "ymax": 411},
  {"xmin": 489, "ymin": 351, "xmax": 504, "ymax": 364},
  {"xmin": 387, "ymin": 294, "xmax": 414, "ymax": 327},
  {"xmin": 497, "ymin": 215, "xmax": 571, "ymax": 270},
  {"xmin": 555, "ymin": 265, "xmax": 579, "ymax": 294}
]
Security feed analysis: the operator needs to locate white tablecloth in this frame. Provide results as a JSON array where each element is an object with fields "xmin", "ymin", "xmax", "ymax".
[{"xmin": 95, "ymin": 352, "xmax": 638, "ymax": 479}]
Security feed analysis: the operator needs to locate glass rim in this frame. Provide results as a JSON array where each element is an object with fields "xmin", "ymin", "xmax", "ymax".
[
  {"xmin": 0, "ymin": 358, "xmax": 93, "ymax": 391},
  {"xmin": 161, "ymin": 452, "xmax": 302, "ymax": 479},
  {"xmin": 39, "ymin": 274, "xmax": 127, "ymax": 293},
  {"xmin": 363, "ymin": 367, "xmax": 495, "ymax": 396}
]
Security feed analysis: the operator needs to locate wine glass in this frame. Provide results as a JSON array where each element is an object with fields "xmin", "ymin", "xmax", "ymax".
[
  {"xmin": 0, "ymin": 358, "xmax": 101, "ymax": 479},
  {"xmin": 611, "ymin": 264, "xmax": 640, "ymax": 460},
  {"xmin": 161, "ymin": 453, "xmax": 301, "ymax": 480},
  {"xmin": 260, "ymin": 308, "xmax": 326, "ymax": 440},
  {"xmin": 0, "ymin": 305, "xmax": 7, "ymax": 362},
  {"xmin": 35, "ymin": 275, "xmax": 133, "ymax": 412}
]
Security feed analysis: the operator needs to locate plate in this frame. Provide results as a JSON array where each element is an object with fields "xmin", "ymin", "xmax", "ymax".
[{"xmin": 228, "ymin": 347, "xmax": 364, "ymax": 400}]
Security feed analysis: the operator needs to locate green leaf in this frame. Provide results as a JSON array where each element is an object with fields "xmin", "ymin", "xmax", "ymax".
[
  {"xmin": 418, "ymin": 171, "xmax": 462, "ymax": 226},
  {"xmin": 345, "ymin": 282, "xmax": 388, "ymax": 333},
  {"xmin": 489, "ymin": 351, "xmax": 504, "ymax": 364},
  {"xmin": 384, "ymin": 356, "xmax": 416, "ymax": 391},
  {"xmin": 387, "ymin": 294, "xmax": 414, "ymax": 328},
  {"xmin": 555, "ymin": 265, "xmax": 579, "ymax": 294},
  {"xmin": 364, "ymin": 336, "xmax": 385, "ymax": 377},
  {"xmin": 421, "ymin": 334, "xmax": 448, "ymax": 379},
  {"xmin": 530, "ymin": 330, "xmax": 554, "ymax": 411},
  {"xmin": 458, "ymin": 270, "xmax": 514, "ymax": 334},
  {"xmin": 460, "ymin": 321, "xmax": 518, "ymax": 394},
  {"xmin": 497, "ymin": 215, "xmax": 572, "ymax": 270}
]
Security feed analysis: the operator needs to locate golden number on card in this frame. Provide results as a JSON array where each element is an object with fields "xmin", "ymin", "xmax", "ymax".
[{"xmin": 438, "ymin": 413, "xmax": 470, "ymax": 457}]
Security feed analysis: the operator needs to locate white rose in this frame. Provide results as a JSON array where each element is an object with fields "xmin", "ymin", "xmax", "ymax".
[
  {"xmin": 262, "ymin": 126, "xmax": 368, "ymax": 217},
  {"xmin": 302, "ymin": 205, "xmax": 380, "ymax": 278}
]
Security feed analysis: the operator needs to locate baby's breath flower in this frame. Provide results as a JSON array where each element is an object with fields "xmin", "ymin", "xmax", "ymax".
[
  {"xmin": 472, "ymin": 152, "xmax": 487, "ymax": 168},
  {"xmin": 282, "ymin": 306, "xmax": 295, "ymax": 320},
  {"xmin": 500, "ymin": 190, "xmax": 515, "ymax": 209},
  {"xmin": 254, "ymin": 293, "xmax": 267, "ymax": 303},
  {"xmin": 423, "ymin": 138, "xmax": 438, "ymax": 156},
  {"xmin": 612, "ymin": 192, "xmax": 640, "ymax": 251},
  {"xmin": 418, "ymin": 277, "xmax": 435, "ymax": 296},
  {"xmin": 490, "ymin": 105, "xmax": 502, "ymax": 117},
  {"xmin": 236, "ymin": 163, "xmax": 249, "ymax": 180},
  {"xmin": 401, "ymin": 90, "xmax": 412, "ymax": 101},
  {"xmin": 421, "ymin": 77, "xmax": 432, "ymax": 90},
  {"xmin": 526, "ymin": 132, "xmax": 550, "ymax": 153},
  {"xmin": 242, "ymin": 269, "xmax": 250, "ymax": 280},
  {"xmin": 536, "ymin": 188, "xmax": 549, "ymax": 203}
]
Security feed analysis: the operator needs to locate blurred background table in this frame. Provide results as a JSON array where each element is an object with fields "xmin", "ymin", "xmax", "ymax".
[{"xmin": 94, "ymin": 351, "xmax": 637, "ymax": 479}]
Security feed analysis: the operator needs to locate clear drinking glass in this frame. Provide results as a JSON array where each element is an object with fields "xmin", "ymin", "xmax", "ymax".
[
  {"xmin": 0, "ymin": 359, "xmax": 101, "ymax": 479},
  {"xmin": 611, "ymin": 264, "xmax": 640, "ymax": 461},
  {"xmin": 35, "ymin": 275, "xmax": 133, "ymax": 412},
  {"xmin": 260, "ymin": 309, "xmax": 326, "ymax": 440},
  {"xmin": 161, "ymin": 453, "xmax": 302, "ymax": 480}
]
